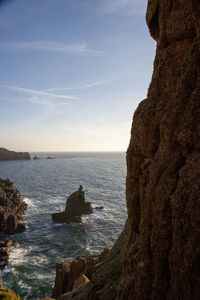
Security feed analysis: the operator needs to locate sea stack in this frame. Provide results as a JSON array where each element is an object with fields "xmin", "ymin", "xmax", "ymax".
[
  {"xmin": 52, "ymin": 1, "xmax": 200, "ymax": 299},
  {"xmin": 0, "ymin": 148, "xmax": 31, "ymax": 161},
  {"xmin": 51, "ymin": 186, "xmax": 93, "ymax": 224}
]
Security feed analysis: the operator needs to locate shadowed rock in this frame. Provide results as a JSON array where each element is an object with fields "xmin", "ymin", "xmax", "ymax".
[
  {"xmin": 0, "ymin": 178, "xmax": 27, "ymax": 268},
  {"xmin": 0, "ymin": 148, "xmax": 31, "ymax": 161},
  {"xmin": 51, "ymin": 186, "xmax": 93, "ymax": 224}
]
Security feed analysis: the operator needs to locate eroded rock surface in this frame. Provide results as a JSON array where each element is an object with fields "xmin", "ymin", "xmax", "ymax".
[
  {"xmin": 52, "ymin": 186, "xmax": 93, "ymax": 224},
  {"xmin": 52, "ymin": 221, "xmax": 128, "ymax": 299},
  {"xmin": 0, "ymin": 178, "xmax": 27, "ymax": 267},
  {"xmin": 52, "ymin": 1, "xmax": 200, "ymax": 299}
]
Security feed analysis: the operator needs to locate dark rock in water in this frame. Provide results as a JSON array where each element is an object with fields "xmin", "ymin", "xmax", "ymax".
[
  {"xmin": 52, "ymin": 186, "xmax": 93, "ymax": 224},
  {"xmin": 33, "ymin": 155, "xmax": 40, "ymax": 160},
  {"xmin": 95, "ymin": 206, "xmax": 104, "ymax": 210},
  {"xmin": 0, "ymin": 148, "xmax": 31, "ymax": 161},
  {"xmin": 46, "ymin": 156, "xmax": 56, "ymax": 159}
]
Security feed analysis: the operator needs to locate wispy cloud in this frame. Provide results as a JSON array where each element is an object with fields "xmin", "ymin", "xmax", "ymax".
[
  {"xmin": 0, "ymin": 40, "xmax": 104, "ymax": 55},
  {"xmin": 98, "ymin": 0, "xmax": 146, "ymax": 15},
  {"xmin": 0, "ymin": 85, "xmax": 83, "ymax": 105},
  {"xmin": 44, "ymin": 80, "xmax": 110, "ymax": 92}
]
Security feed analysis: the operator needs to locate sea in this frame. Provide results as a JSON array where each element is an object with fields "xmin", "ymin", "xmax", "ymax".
[{"xmin": 0, "ymin": 152, "xmax": 127, "ymax": 299}]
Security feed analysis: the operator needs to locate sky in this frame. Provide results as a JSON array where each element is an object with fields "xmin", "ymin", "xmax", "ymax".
[{"xmin": 0, "ymin": 0, "xmax": 156, "ymax": 152}]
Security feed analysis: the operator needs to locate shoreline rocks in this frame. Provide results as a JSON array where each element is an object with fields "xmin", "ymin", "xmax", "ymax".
[
  {"xmin": 52, "ymin": 186, "xmax": 93, "ymax": 224},
  {"xmin": 52, "ymin": 221, "xmax": 128, "ymax": 299},
  {"xmin": 0, "ymin": 178, "xmax": 27, "ymax": 269},
  {"xmin": 0, "ymin": 148, "xmax": 31, "ymax": 161}
]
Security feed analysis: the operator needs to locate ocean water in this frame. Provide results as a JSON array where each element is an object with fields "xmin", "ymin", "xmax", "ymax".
[{"xmin": 0, "ymin": 152, "xmax": 127, "ymax": 299}]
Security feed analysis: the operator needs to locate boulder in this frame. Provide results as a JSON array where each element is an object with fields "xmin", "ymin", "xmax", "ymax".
[
  {"xmin": 52, "ymin": 186, "xmax": 93, "ymax": 224},
  {"xmin": 73, "ymin": 274, "xmax": 90, "ymax": 290}
]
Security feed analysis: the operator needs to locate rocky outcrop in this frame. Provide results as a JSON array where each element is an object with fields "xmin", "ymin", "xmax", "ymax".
[
  {"xmin": 52, "ymin": 1, "xmax": 200, "ymax": 299},
  {"xmin": 0, "ymin": 178, "xmax": 27, "ymax": 236},
  {"xmin": 52, "ymin": 221, "xmax": 128, "ymax": 299},
  {"xmin": 0, "ymin": 178, "xmax": 27, "ymax": 268},
  {"xmin": 0, "ymin": 148, "xmax": 31, "ymax": 161},
  {"xmin": 52, "ymin": 186, "xmax": 93, "ymax": 224},
  {"xmin": 0, "ymin": 240, "xmax": 19, "ymax": 269}
]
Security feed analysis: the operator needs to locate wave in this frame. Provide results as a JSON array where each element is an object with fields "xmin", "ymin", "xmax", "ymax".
[{"xmin": 23, "ymin": 197, "xmax": 36, "ymax": 208}]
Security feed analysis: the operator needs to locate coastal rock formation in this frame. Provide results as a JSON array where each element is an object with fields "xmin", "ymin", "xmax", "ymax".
[
  {"xmin": 0, "ymin": 148, "xmax": 31, "ymax": 161},
  {"xmin": 0, "ymin": 240, "xmax": 19, "ymax": 269},
  {"xmin": 0, "ymin": 178, "xmax": 27, "ymax": 236},
  {"xmin": 52, "ymin": 1, "xmax": 200, "ymax": 299},
  {"xmin": 52, "ymin": 186, "xmax": 93, "ymax": 224},
  {"xmin": 0, "ymin": 178, "xmax": 27, "ymax": 267},
  {"xmin": 52, "ymin": 222, "xmax": 128, "ymax": 299}
]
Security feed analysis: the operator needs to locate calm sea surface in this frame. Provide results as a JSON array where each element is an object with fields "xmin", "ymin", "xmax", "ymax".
[{"xmin": 0, "ymin": 152, "xmax": 127, "ymax": 299}]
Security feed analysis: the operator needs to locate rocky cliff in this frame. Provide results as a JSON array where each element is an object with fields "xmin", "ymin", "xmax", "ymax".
[
  {"xmin": 52, "ymin": 1, "xmax": 200, "ymax": 299},
  {"xmin": 0, "ymin": 178, "xmax": 27, "ymax": 267},
  {"xmin": 0, "ymin": 148, "xmax": 31, "ymax": 161}
]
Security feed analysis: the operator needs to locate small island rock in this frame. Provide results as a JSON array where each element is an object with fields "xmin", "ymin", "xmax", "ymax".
[
  {"xmin": 52, "ymin": 186, "xmax": 93, "ymax": 224},
  {"xmin": 33, "ymin": 155, "xmax": 40, "ymax": 160}
]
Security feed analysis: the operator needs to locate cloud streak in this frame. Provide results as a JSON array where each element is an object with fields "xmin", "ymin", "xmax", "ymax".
[
  {"xmin": 0, "ymin": 85, "xmax": 83, "ymax": 106},
  {"xmin": 44, "ymin": 80, "xmax": 110, "ymax": 92},
  {"xmin": 0, "ymin": 80, "xmax": 110, "ymax": 106},
  {"xmin": 0, "ymin": 40, "xmax": 104, "ymax": 55}
]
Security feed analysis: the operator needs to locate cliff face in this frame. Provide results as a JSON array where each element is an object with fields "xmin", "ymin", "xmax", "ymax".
[
  {"xmin": 0, "ymin": 178, "xmax": 27, "ymax": 236},
  {"xmin": 52, "ymin": 1, "xmax": 200, "ymax": 299},
  {"xmin": 0, "ymin": 148, "xmax": 31, "ymax": 161},
  {"xmin": 121, "ymin": 1, "xmax": 200, "ymax": 299}
]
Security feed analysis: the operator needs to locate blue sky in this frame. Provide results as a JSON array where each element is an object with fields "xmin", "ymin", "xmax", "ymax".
[{"xmin": 0, "ymin": 0, "xmax": 155, "ymax": 152}]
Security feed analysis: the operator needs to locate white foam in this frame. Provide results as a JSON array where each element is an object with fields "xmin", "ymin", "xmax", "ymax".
[
  {"xmin": 9, "ymin": 247, "xmax": 29, "ymax": 266},
  {"xmin": 23, "ymin": 197, "xmax": 35, "ymax": 208},
  {"xmin": 53, "ymin": 223, "xmax": 65, "ymax": 227}
]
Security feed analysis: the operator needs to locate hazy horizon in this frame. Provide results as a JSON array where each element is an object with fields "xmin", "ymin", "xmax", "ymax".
[{"xmin": 0, "ymin": 0, "xmax": 155, "ymax": 152}]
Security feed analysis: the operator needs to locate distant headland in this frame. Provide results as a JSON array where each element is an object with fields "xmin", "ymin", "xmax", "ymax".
[{"xmin": 0, "ymin": 148, "xmax": 31, "ymax": 161}]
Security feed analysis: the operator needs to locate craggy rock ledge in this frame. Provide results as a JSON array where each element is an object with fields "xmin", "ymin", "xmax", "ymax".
[
  {"xmin": 52, "ymin": 1, "xmax": 200, "ymax": 299},
  {"xmin": 0, "ymin": 178, "xmax": 27, "ymax": 267}
]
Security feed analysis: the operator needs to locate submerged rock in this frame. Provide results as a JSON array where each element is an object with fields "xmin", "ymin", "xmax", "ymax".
[
  {"xmin": 94, "ymin": 206, "xmax": 104, "ymax": 210},
  {"xmin": 0, "ymin": 148, "xmax": 31, "ymax": 161},
  {"xmin": 51, "ymin": 186, "xmax": 93, "ymax": 224}
]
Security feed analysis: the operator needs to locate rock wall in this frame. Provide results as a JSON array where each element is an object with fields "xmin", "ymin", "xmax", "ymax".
[
  {"xmin": 0, "ymin": 178, "xmax": 27, "ymax": 236},
  {"xmin": 52, "ymin": 1, "xmax": 200, "ymax": 299},
  {"xmin": 0, "ymin": 148, "xmax": 31, "ymax": 161},
  {"xmin": 119, "ymin": 1, "xmax": 200, "ymax": 299}
]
